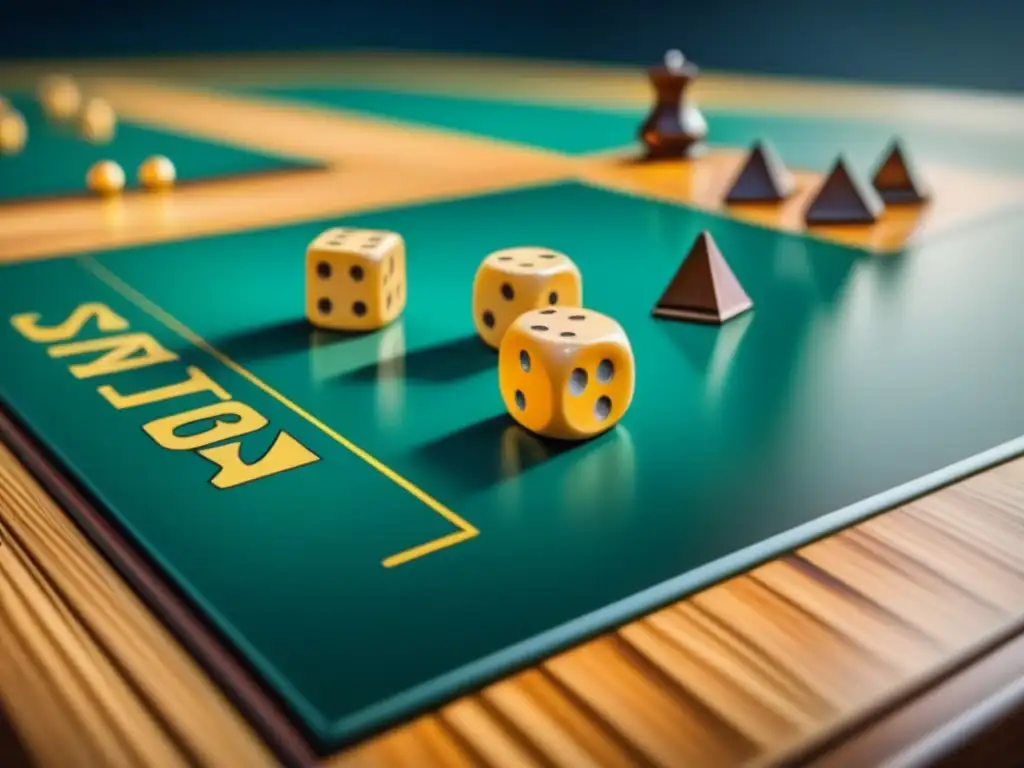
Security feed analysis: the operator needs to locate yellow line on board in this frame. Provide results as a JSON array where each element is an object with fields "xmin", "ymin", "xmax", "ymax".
[
  {"xmin": 79, "ymin": 257, "xmax": 479, "ymax": 567},
  {"xmin": 382, "ymin": 528, "xmax": 478, "ymax": 569}
]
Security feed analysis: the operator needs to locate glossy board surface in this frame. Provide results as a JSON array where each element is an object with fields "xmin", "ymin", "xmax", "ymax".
[
  {"xmin": 0, "ymin": 94, "xmax": 317, "ymax": 202},
  {"xmin": 244, "ymin": 85, "xmax": 1024, "ymax": 174},
  {"xmin": 2, "ymin": 180, "xmax": 1023, "ymax": 749}
]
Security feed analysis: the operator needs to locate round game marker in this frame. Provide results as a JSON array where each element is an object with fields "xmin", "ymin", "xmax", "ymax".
[{"xmin": 665, "ymin": 49, "xmax": 686, "ymax": 72}]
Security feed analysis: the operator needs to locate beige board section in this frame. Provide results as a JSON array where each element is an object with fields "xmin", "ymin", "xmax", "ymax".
[
  {"xmin": 83, "ymin": 77, "xmax": 572, "ymax": 173},
  {"xmin": 1, "ymin": 52, "xmax": 1022, "ymax": 141},
  {"xmin": 581, "ymin": 148, "xmax": 1024, "ymax": 253},
  {"xmin": 1, "ymin": 75, "xmax": 1020, "ymax": 259},
  {"xmin": 0, "ymin": 78, "xmax": 578, "ymax": 263},
  {"xmin": 0, "ymin": 163, "xmax": 575, "ymax": 264}
]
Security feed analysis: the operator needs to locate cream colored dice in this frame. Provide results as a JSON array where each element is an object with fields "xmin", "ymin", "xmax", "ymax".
[
  {"xmin": 499, "ymin": 307, "xmax": 635, "ymax": 441},
  {"xmin": 305, "ymin": 227, "xmax": 407, "ymax": 332},
  {"xmin": 472, "ymin": 246, "xmax": 582, "ymax": 349},
  {"xmin": 80, "ymin": 97, "xmax": 117, "ymax": 142},
  {"xmin": 86, "ymin": 160, "xmax": 126, "ymax": 196},
  {"xmin": 0, "ymin": 109, "xmax": 27, "ymax": 154},
  {"xmin": 138, "ymin": 155, "xmax": 176, "ymax": 190},
  {"xmin": 39, "ymin": 75, "xmax": 81, "ymax": 121}
]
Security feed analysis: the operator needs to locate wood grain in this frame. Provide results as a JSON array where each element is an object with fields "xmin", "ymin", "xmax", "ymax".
[
  {"xmin": 0, "ymin": 440, "xmax": 277, "ymax": 767},
  {"xmin": 772, "ymin": 616, "xmax": 1024, "ymax": 767},
  {"xmin": 331, "ymin": 462, "xmax": 1024, "ymax": 767},
  {"xmin": 1, "ymin": 424, "xmax": 1023, "ymax": 766}
]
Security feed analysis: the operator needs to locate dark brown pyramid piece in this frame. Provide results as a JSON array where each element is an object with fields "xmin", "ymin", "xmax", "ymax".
[
  {"xmin": 724, "ymin": 140, "xmax": 795, "ymax": 203},
  {"xmin": 653, "ymin": 230, "xmax": 753, "ymax": 324},
  {"xmin": 871, "ymin": 139, "xmax": 930, "ymax": 204},
  {"xmin": 804, "ymin": 156, "xmax": 884, "ymax": 225}
]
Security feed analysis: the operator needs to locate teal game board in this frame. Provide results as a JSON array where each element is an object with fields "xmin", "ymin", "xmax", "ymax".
[
  {"xmin": 2, "ymin": 180, "xmax": 1023, "ymax": 755},
  {"xmin": 2, "ymin": 57, "xmax": 1024, "ymax": 765},
  {"xmin": 0, "ymin": 94, "xmax": 320, "ymax": 202},
  {"xmin": 240, "ymin": 84, "xmax": 1024, "ymax": 174}
]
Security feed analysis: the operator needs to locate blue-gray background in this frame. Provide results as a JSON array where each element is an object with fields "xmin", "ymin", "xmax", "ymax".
[{"xmin": 0, "ymin": 0, "xmax": 1019, "ymax": 92}]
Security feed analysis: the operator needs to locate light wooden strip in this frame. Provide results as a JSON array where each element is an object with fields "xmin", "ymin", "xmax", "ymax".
[
  {"xmin": 2, "ymin": 52, "xmax": 1022, "ymax": 138},
  {"xmin": 618, "ymin": 620, "xmax": 804, "ymax": 749},
  {"xmin": 0, "ymin": 442, "xmax": 277, "ymax": 767},
  {"xmin": 689, "ymin": 578, "xmax": 897, "ymax": 713},
  {"xmin": 84, "ymin": 77, "xmax": 572, "ymax": 171},
  {"xmin": 864, "ymin": 512, "xmax": 1024, "ymax": 605},
  {"xmin": 0, "ymin": 517, "xmax": 186, "ymax": 767},
  {"xmin": 903, "ymin": 503, "xmax": 1024, "ymax": 575},
  {"xmin": 4, "ymin": 75, "xmax": 1019, "ymax": 265},
  {"xmin": 544, "ymin": 637, "xmax": 754, "ymax": 766},
  {"xmin": 0, "ymin": 78, "xmax": 577, "ymax": 263},
  {"xmin": 440, "ymin": 699, "xmax": 547, "ymax": 767},
  {"xmin": 750, "ymin": 558, "xmax": 947, "ymax": 665},
  {"xmin": 481, "ymin": 671, "xmax": 640, "ymax": 768},
  {"xmin": 329, "ymin": 717, "xmax": 476, "ymax": 768},
  {"xmin": 0, "ymin": 163, "xmax": 573, "ymax": 264},
  {"xmin": 914, "ymin": 488, "xmax": 1024, "ymax": 552},
  {"xmin": 579, "ymin": 150, "xmax": 1024, "ymax": 254},
  {"xmin": 0, "ymin": 531, "xmax": 151, "ymax": 767},
  {"xmin": 779, "ymin": 620, "xmax": 1024, "ymax": 768},
  {"xmin": 478, "ymin": 687, "xmax": 608, "ymax": 768},
  {"xmin": 798, "ymin": 535, "xmax": 1006, "ymax": 647},
  {"xmin": 642, "ymin": 605, "xmax": 828, "ymax": 731},
  {"xmin": 0, "ymin": 550, "xmax": 108, "ymax": 767}
]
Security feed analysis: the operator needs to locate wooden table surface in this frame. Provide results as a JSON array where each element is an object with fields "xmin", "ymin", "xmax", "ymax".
[{"xmin": 1, "ymin": 52, "xmax": 1024, "ymax": 767}]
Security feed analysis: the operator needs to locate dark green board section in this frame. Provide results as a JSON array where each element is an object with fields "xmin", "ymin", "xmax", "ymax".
[
  {"xmin": 2, "ymin": 182, "xmax": 1024, "ymax": 751},
  {"xmin": 0, "ymin": 94, "xmax": 319, "ymax": 203},
  {"xmin": 240, "ymin": 85, "xmax": 1024, "ymax": 175}
]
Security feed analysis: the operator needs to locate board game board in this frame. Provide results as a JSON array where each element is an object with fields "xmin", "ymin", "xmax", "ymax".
[
  {"xmin": 2, "ymin": 53, "xmax": 1024, "ymax": 766},
  {"xmin": 0, "ymin": 94, "xmax": 318, "ymax": 202}
]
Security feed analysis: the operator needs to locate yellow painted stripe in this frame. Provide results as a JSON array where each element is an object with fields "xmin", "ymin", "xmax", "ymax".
[
  {"xmin": 78, "ymin": 257, "xmax": 479, "ymax": 567},
  {"xmin": 382, "ymin": 528, "xmax": 479, "ymax": 569}
]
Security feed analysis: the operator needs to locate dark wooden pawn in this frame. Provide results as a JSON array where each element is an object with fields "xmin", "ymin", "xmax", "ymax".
[{"xmin": 638, "ymin": 50, "xmax": 708, "ymax": 160}]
